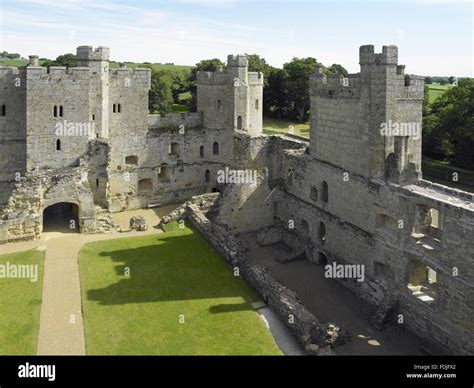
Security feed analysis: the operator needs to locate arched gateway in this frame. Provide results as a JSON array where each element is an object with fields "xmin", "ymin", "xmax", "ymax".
[{"xmin": 42, "ymin": 202, "xmax": 80, "ymax": 233}]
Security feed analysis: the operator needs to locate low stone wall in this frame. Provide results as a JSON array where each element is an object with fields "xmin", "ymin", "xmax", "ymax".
[
  {"xmin": 160, "ymin": 194, "xmax": 350, "ymax": 354},
  {"xmin": 148, "ymin": 112, "xmax": 202, "ymax": 130}
]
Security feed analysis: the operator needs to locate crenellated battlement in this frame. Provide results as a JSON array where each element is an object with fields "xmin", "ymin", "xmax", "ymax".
[
  {"xmin": 310, "ymin": 45, "xmax": 424, "ymax": 101},
  {"xmin": 310, "ymin": 68, "xmax": 361, "ymax": 99},
  {"xmin": 25, "ymin": 66, "xmax": 91, "ymax": 80},
  {"xmin": 359, "ymin": 44, "xmax": 398, "ymax": 65},
  {"xmin": 109, "ymin": 67, "xmax": 151, "ymax": 88},
  {"xmin": 248, "ymin": 72, "xmax": 264, "ymax": 85},
  {"xmin": 227, "ymin": 54, "xmax": 248, "ymax": 68},
  {"xmin": 76, "ymin": 46, "xmax": 110, "ymax": 63},
  {"xmin": 0, "ymin": 67, "xmax": 23, "ymax": 77},
  {"xmin": 196, "ymin": 69, "xmax": 229, "ymax": 85}
]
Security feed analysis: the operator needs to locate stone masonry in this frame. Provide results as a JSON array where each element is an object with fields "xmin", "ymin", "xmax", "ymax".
[{"xmin": 0, "ymin": 44, "xmax": 472, "ymax": 355}]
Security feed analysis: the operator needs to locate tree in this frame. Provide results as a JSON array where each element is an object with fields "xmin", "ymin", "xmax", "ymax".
[
  {"xmin": 423, "ymin": 78, "xmax": 474, "ymax": 168},
  {"xmin": 283, "ymin": 57, "xmax": 319, "ymax": 122},
  {"xmin": 424, "ymin": 76, "xmax": 433, "ymax": 84},
  {"xmin": 448, "ymin": 76, "xmax": 457, "ymax": 85},
  {"xmin": 6, "ymin": 53, "xmax": 20, "ymax": 59},
  {"xmin": 187, "ymin": 58, "xmax": 225, "ymax": 112},
  {"xmin": 53, "ymin": 53, "xmax": 77, "ymax": 67},
  {"xmin": 169, "ymin": 71, "xmax": 188, "ymax": 103},
  {"xmin": 245, "ymin": 54, "xmax": 270, "ymax": 80},
  {"xmin": 327, "ymin": 63, "xmax": 348, "ymax": 77},
  {"xmin": 264, "ymin": 67, "xmax": 290, "ymax": 118},
  {"xmin": 40, "ymin": 53, "xmax": 76, "ymax": 68},
  {"xmin": 148, "ymin": 68, "xmax": 174, "ymax": 114}
]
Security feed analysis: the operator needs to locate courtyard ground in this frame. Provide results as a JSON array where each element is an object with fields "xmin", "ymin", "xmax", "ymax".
[
  {"xmin": 0, "ymin": 249, "xmax": 45, "ymax": 355},
  {"xmin": 244, "ymin": 236, "xmax": 425, "ymax": 355},
  {"xmin": 0, "ymin": 205, "xmax": 292, "ymax": 355},
  {"xmin": 79, "ymin": 221, "xmax": 282, "ymax": 355}
]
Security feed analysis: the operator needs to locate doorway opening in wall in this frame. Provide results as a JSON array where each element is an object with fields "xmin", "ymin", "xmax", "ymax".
[{"xmin": 42, "ymin": 202, "xmax": 79, "ymax": 234}]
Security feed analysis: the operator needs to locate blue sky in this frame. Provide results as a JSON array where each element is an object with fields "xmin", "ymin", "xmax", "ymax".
[{"xmin": 0, "ymin": 0, "xmax": 472, "ymax": 76}]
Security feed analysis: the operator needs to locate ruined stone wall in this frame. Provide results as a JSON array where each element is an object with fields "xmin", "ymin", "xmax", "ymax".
[
  {"xmin": 109, "ymin": 126, "xmax": 233, "ymax": 212},
  {"xmin": 231, "ymin": 133, "xmax": 474, "ymax": 354},
  {"xmin": 374, "ymin": 182, "xmax": 474, "ymax": 354},
  {"xmin": 0, "ymin": 167, "xmax": 96, "ymax": 243},
  {"xmin": 148, "ymin": 112, "xmax": 201, "ymax": 130}
]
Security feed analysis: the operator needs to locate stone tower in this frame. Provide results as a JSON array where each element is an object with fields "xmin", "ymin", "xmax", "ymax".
[
  {"xmin": 310, "ymin": 45, "xmax": 424, "ymax": 182},
  {"xmin": 197, "ymin": 54, "xmax": 263, "ymax": 136},
  {"xmin": 76, "ymin": 46, "xmax": 110, "ymax": 139}
]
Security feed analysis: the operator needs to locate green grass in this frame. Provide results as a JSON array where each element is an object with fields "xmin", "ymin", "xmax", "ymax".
[
  {"xmin": 0, "ymin": 58, "xmax": 43, "ymax": 67},
  {"xmin": 79, "ymin": 222, "xmax": 281, "ymax": 355},
  {"xmin": 171, "ymin": 104, "xmax": 189, "ymax": 113},
  {"xmin": 0, "ymin": 58, "xmax": 192, "ymax": 74},
  {"xmin": 263, "ymin": 117, "xmax": 310, "ymax": 139},
  {"xmin": 422, "ymin": 157, "xmax": 474, "ymax": 192},
  {"xmin": 179, "ymin": 91, "xmax": 192, "ymax": 101},
  {"xmin": 109, "ymin": 61, "xmax": 192, "ymax": 75},
  {"xmin": 427, "ymin": 83, "xmax": 452, "ymax": 104},
  {"xmin": 0, "ymin": 249, "xmax": 45, "ymax": 355}
]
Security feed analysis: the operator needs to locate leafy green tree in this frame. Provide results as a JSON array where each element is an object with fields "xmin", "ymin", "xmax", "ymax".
[
  {"xmin": 169, "ymin": 71, "xmax": 188, "ymax": 103},
  {"xmin": 448, "ymin": 76, "xmax": 457, "ymax": 85},
  {"xmin": 264, "ymin": 67, "xmax": 290, "ymax": 118},
  {"xmin": 40, "ymin": 53, "xmax": 76, "ymax": 68},
  {"xmin": 423, "ymin": 78, "xmax": 474, "ymax": 168},
  {"xmin": 148, "ymin": 68, "xmax": 174, "ymax": 114},
  {"xmin": 283, "ymin": 57, "xmax": 319, "ymax": 122},
  {"xmin": 53, "ymin": 53, "xmax": 77, "ymax": 67},
  {"xmin": 246, "ymin": 54, "xmax": 270, "ymax": 81},
  {"xmin": 327, "ymin": 63, "xmax": 348, "ymax": 77},
  {"xmin": 187, "ymin": 58, "xmax": 225, "ymax": 112},
  {"xmin": 6, "ymin": 53, "xmax": 20, "ymax": 59},
  {"xmin": 424, "ymin": 76, "xmax": 432, "ymax": 84}
]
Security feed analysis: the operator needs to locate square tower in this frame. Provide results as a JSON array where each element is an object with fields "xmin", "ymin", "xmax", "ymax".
[
  {"xmin": 77, "ymin": 46, "xmax": 110, "ymax": 138},
  {"xmin": 309, "ymin": 45, "xmax": 424, "ymax": 182},
  {"xmin": 197, "ymin": 54, "xmax": 263, "ymax": 136}
]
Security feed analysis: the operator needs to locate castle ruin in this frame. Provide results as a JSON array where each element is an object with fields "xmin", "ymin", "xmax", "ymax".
[{"xmin": 0, "ymin": 45, "xmax": 473, "ymax": 355}]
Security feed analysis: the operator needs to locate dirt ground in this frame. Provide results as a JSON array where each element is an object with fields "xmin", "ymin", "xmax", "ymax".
[{"xmin": 244, "ymin": 236, "xmax": 424, "ymax": 355}]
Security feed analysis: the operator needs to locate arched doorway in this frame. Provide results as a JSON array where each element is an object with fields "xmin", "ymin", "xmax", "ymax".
[{"xmin": 42, "ymin": 202, "xmax": 79, "ymax": 233}]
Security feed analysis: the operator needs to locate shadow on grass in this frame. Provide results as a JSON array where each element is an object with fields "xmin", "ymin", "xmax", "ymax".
[
  {"xmin": 85, "ymin": 231, "xmax": 254, "ymax": 307},
  {"xmin": 209, "ymin": 303, "xmax": 252, "ymax": 314}
]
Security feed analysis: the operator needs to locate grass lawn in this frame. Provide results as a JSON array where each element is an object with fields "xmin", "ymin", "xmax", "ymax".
[
  {"xmin": 171, "ymin": 103, "xmax": 189, "ymax": 113},
  {"xmin": 79, "ymin": 221, "xmax": 281, "ymax": 355},
  {"xmin": 0, "ymin": 249, "xmax": 45, "ymax": 355},
  {"xmin": 0, "ymin": 58, "xmax": 192, "ymax": 75},
  {"xmin": 427, "ymin": 83, "xmax": 451, "ymax": 104},
  {"xmin": 263, "ymin": 117, "xmax": 310, "ymax": 139},
  {"xmin": 422, "ymin": 157, "xmax": 474, "ymax": 192}
]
